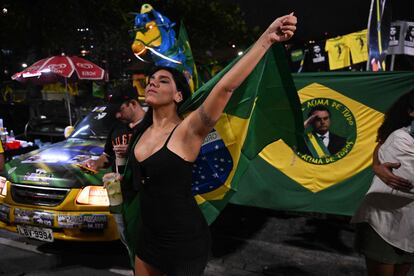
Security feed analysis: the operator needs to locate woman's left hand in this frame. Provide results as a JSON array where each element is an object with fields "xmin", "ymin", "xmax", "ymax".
[{"xmin": 267, "ymin": 13, "xmax": 297, "ymax": 43}]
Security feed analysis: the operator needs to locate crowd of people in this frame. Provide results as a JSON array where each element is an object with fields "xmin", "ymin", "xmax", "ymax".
[
  {"xmin": 79, "ymin": 13, "xmax": 414, "ymax": 276},
  {"xmin": 2, "ymin": 11, "xmax": 414, "ymax": 276},
  {"xmin": 82, "ymin": 13, "xmax": 298, "ymax": 276}
]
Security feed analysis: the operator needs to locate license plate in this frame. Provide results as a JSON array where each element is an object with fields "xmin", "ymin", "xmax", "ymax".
[{"xmin": 16, "ymin": 225, "xmax": 54, "ymax": 242}]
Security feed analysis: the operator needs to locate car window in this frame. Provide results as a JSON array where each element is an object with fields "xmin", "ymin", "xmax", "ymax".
[{"xmin": 70, "ymin": 106, "xmax": 117, "ymax": 139}]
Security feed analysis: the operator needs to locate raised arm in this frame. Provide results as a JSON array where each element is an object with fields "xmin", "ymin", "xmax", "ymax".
[
  {"xmin": 372, "ymin": 142, "xmax": 412, "ymax": 191},
  {"xmin": 186, "ymin": 13, "xmax": 297, "ymax": 139},
  {"xmin": 304, "ymin": 114, "xmax": 317, "ymax": 129}
]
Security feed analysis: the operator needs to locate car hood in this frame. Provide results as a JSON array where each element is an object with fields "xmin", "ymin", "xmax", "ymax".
[{"xmin": 4, "ymin": 138, "xmax": 110, "ymax": 188}]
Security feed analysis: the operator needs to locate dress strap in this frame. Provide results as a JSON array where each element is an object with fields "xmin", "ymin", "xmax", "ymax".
[{"xmin": 163, "ymin": 124, "xmax": 180, "ymax": 147}]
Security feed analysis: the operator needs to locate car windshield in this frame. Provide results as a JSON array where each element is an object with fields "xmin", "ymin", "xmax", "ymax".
[{"xmin": 69, "ymin": 105, "xmax": 117, "ymax": 139}]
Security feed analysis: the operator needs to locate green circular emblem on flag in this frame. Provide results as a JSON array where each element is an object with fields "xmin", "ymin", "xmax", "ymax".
[
  {"xmin": 260, "ymin": 83, "xmax": 384, "ymax": 193},
  {"xmin": 297, "ymin": 97, "xmax": 357, "ymax": 165}
]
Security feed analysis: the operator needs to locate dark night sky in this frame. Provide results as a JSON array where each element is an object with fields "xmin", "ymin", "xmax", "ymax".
[{"xmin": 228, "ymin": 0, "xmax": 413, "ymax": 44}]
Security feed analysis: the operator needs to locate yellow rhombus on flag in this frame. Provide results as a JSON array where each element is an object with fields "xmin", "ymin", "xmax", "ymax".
[{"xmin": 231, "ymin": 71, "xmax": 414, "ymax": 216}]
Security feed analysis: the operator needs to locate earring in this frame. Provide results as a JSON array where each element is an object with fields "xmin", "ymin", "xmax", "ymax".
[{"xmin": 175, "ymin": 93, "xmax": 183, "ymax": 103}]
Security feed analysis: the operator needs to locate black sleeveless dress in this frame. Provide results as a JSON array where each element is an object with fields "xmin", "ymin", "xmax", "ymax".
[{"xmin": 133, "ymin": 126, "xmax": 210, "ymax": 275}]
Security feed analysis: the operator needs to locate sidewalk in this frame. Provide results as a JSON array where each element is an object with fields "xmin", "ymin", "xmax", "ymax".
[
  {"xmin": 0, "ymin": 227, "xmax": 363, "ymax": 276},
  {"xmin": 205, "ymin": 206, "xmax": 366, "ymax": 276},
  {"xmin": 0, "ymin": 236, "xmax": 129, "ymax": 276},
  {"xmin": 1, "ymin": 204, "xmax": 413, "ymax": 276}
]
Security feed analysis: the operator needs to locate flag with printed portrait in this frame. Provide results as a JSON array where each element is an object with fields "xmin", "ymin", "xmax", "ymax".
[{"xmin": 230, "ymin": 71, "xmax": 414, "ymax": 215}]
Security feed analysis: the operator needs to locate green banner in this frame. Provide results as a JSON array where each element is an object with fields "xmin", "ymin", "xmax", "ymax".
[
  {"xmin": 231, "ymin": 71, "xmax": 414, "ymax": 216},
  {"xmin": 122, "ymin": 44, "xmax": 305, "ymax": 266},
  {"xmin": 177, "ymin": 21, "xmax": 201, "ymax": 91},
  {"xmin": 190, "ymin": 44, "xmax": 305, "ymax": 224}
]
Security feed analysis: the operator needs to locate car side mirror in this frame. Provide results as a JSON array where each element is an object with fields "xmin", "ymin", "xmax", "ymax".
[{"xmin": 64, "ymin": 126, "xmax": 74, "ymax": 138}]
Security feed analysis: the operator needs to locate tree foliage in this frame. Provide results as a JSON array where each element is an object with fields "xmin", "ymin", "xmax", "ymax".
[{"xmin": 0, "ymin": 0, "xmax": 255, "ymax": 80}]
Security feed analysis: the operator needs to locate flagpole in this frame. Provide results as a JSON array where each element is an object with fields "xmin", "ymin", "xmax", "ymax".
[
  {"xmin": 377, "ymin": 0, "xmax": 386, "ymax": 70},
  {"xmin": 366, "ymin": 0, "xmax": 375, "ymax": 71},
  {"xmin": 65, "ymin": 78, "xmax": 73, "ymax": 126},
  {"xmin": 297, "ymin": 49, "xmax": 308, "ymax": 73},
  {"xmin": 390, "ymin": 54, "xmax": 395, "ymax": 71}
]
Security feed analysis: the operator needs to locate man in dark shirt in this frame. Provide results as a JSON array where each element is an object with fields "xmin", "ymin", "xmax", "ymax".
[
  {"xmin": 85, "ymin": 84, "xmax": 145, "ymax": 253},
  {"xmin": 86, "ymin": 84, "xmax": 145, "ymax": 173}
]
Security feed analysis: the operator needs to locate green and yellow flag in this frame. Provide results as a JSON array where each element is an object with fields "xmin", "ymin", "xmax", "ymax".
[
  {"xmin": 179, "ymin": 44, "xmax": 305, "ymax": 223},
  {"xmin": 122, "ymin": 43, "xmax": 305, "ymax": 266},
  {"xmin": 231, "ymin": 71, "xmax": 414, "ymax": 216},
  {"xmin": 177, "ymin": 21, "xmax": 201, "ymax": 91}
]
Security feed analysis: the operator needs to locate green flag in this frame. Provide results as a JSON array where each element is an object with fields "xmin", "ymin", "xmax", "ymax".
[
  {"xmin": 230, "ymin": 71, "xmax": 414, "ymax": 216},
  {"xmin": 181, "ymin": 43, "xmax": 306, "ymax": 223},
  {"xmin": 92, "ymin": 82, "xmax": 104, "ymax": 99},
  {"xmin": 177, "ymin": 21, "xmax": 201, "ymax": 92},
  {"xmin": 122, "ymin": 43, "xmax": 305, "ymax": 266}
]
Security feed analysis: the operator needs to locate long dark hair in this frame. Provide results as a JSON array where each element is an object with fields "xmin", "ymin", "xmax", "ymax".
[
  {"xmin": 136, "ymin": 66, "xmax": 192, "ymax": 133},
  {"xmin": 377, "ymin": 89, "xmax": 414, "ymax": 142},
  {"xmin": 146, "ymin": 65, "xmax": 192, "ymax": 110},
  {"xmin": 125, "ymin": 66, "xmax": 191, "ymax": 193}
]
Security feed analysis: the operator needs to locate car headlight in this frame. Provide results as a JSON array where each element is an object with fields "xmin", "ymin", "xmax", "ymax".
[
  {"xmin": 76, "ymin": 186, "xmax": 109, "ymax": 206},
  {"xmin": 0, "ymin": 176, "xmax": 8, "ymax": 197}
]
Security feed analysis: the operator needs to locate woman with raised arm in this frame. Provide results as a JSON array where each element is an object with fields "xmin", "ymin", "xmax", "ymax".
[{"xmin": 131, "ymin": 13, "xmax": 297, "ymax": 276}]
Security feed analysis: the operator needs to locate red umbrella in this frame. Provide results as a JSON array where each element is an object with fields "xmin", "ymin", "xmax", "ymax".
[
  {"xmin": 12, "ymin": 55, "xmax": 106, "ymax": 125},
  {"xmin": 12, "ymin": 55, "xmax": 105, "ymax": 82}
]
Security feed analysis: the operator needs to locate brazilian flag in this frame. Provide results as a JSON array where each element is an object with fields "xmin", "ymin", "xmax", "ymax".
[
  {"xmin": 230, "ymin": 71, "xmax": 414, "ymax": 216},
  {"xmin": 122, "ymin": 44, "xmax": 305, "ymax": 266},
  {"xmin": 177, "ymin": 21, "xmax": 201, "ymax": 92},
  {"xmin": 179, "ymin": 44, "xmax": 305, "ymax": 224}
]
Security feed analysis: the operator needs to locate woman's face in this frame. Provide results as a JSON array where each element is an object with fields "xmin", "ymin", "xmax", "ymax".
[{"xmin": 145, "ymin": 69, "xmax": 182, "ymax": 107}]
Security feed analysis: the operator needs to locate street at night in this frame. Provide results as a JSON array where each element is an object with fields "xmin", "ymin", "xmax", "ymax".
[
  {"xmin": 1, "ymin": 1, "xmax": 414, "ymax": 276},
  {"xmin": 0, "ymin": 205, "xmax": 370, "ymax": 276}
]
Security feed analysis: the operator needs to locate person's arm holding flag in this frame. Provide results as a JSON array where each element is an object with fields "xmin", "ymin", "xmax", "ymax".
[{"xmin": 182, "ymin": 13, "xmax": 297, "ymax": 153}]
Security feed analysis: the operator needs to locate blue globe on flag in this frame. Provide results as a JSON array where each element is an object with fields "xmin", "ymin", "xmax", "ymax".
[{"xmin": 191, "ymin": 129, "xmax": 233, "ymax": 195}]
